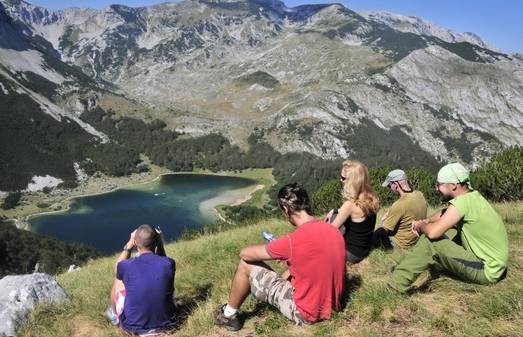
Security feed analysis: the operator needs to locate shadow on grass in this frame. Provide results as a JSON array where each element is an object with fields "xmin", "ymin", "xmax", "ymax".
[
  {"xmin": 241, "ymin": 301, "xmax": 273, "ymax": 321},
  {"xmin": 341, "ymin": 274, "xmax": 363, "ymax": 309},
  {"xmin": 173, "ymin": 283, "xmax": 212, "ymax": 329}
]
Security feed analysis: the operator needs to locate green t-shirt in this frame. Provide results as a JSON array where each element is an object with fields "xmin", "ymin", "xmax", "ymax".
[
  {"xmin": 450, "ymin": 191, "xmax": 509, "ymax": 282},
  {"xmin": 383, "ymin": 190, "xmax": 427, "ymax": 249}
]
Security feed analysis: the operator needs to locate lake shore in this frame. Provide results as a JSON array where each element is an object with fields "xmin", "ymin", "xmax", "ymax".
[
  {"xmin": 1, "ymin": 165, "xmax": 171, "ymax": 229},
  {"xmin": 199, "ymin": 184, "xmax": 265, "ymax": 218},
  {"xmin": 1, "ymin": 166, "xmax": 273, "ymax": 230}
]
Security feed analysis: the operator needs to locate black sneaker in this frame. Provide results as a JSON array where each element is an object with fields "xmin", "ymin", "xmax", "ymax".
[{"xmin": 215, "ymin": 304, "xmax": 242, "ymax": 331}]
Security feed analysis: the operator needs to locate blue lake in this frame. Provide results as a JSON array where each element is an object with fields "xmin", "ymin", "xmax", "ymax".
[{"xmin": 29, "ymin": 174, "xmax": 255, "ymax": 254}]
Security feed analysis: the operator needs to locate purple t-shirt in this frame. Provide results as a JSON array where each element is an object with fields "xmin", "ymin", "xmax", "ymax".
[{"xmin": 117, "ymin": 253, "xmax": 176, "ymax": 333}]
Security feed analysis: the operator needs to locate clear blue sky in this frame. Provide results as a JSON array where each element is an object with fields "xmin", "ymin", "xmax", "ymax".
[{"xmin": 28, "ymin": 0, "xmax": 522, "ymax": 53}]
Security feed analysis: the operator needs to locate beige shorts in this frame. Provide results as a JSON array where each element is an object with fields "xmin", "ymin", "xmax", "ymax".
[{"xmin": 249, "ymin": 266, "xmax": 309, "ymax": 325}]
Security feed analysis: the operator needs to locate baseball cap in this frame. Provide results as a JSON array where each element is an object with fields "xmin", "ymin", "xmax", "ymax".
[
  {"xmin": 381, "ymin": 169, "xmax": 407, "ymax": 187},
  {"xmin": 437, "ymin": 163, "xmax": 472, "ymax": 189}
]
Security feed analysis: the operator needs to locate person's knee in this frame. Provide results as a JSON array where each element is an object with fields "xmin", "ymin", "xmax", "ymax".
[
  {"xmin": 111, "ymin": 279, "xmax": 124, "ymax": 297},
  {"xmin": 237, "ymin": 259, "xmax": 254, "ymax": 276}
]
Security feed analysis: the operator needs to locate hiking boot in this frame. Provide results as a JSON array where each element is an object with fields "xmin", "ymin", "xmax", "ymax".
[{"xmin": 215, "ymin": 304, "xmax": 242, "ymax": 331}]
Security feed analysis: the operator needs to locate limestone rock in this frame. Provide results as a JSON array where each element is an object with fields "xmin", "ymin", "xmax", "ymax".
[
  {"xmin": 0, "ymin": 273, "xmax": 68, "ymax": 337},
  {"xmin": 67, "ymin": 265, "xmax": 81, "ymax": 273}
]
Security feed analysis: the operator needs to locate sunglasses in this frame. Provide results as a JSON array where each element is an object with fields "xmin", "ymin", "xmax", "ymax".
[{"xmin": 434, "ymin": 182, "xmax": 451, "ymax": 189}]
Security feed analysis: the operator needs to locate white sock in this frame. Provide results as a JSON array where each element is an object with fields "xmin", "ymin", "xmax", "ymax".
[{"xmin": 223, "ymin": 304, "xmax": 238, "ymax": 317}]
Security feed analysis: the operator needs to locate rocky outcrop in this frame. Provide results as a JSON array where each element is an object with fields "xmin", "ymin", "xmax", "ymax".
[
  {"xmin": 361, "ymin": 10, "xmax": 496, "ymax": 51},
  {"xmin": 387, "ymin": 46, "xmax": 523, "ymax": 147},
  {"xmin": 0, "ymin": 0, "xmax": 521, "ymax": 167},
  {"xmin": 0, "ymin": 273, "xmax": 68, "ymax": 337}
]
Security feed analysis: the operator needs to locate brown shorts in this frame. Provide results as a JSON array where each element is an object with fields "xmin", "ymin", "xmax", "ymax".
[{"xmin": 249, "ymin": 266, "xmax": 309, "ymax": 325}]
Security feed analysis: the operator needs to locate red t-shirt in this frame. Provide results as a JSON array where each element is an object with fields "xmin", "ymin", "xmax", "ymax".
[{"xmin": 266, "ymin": 220, "xmax": 346, "ymax": 322}]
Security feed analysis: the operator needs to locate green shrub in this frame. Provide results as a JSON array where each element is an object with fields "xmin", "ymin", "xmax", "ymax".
[
  {"xmin": 58, "ymin": 179, "xmax": 78, "ymax": 189},
  {"xmin": 0, "ymin": 222, "xmax": 100, "ymax": 277},
  {"xmin": 1, "ymin": 191, "xmax": 21, "ymax": 210},
  {"xmin": 471, "ymin": 146, "xmax": 523, "ymax": 202},
  {"xmin": 312, "ymin": 179, "xmax": 342, "ymax": 215},
  {"xmin": 221, "ymin": 205, "xmax": 273, "ymax": 223},
  {"xmin": 369, "ymin": 167, "xmax": 395, "ymax": 206},
  {"xmin": 404, "ymin": 167, "xmax": 440, "ymax": 206}
]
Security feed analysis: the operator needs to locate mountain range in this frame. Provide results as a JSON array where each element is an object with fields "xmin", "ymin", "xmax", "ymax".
[{"xmin": 1, "ymin": 0, "xmax": 522, "ymax": 192}]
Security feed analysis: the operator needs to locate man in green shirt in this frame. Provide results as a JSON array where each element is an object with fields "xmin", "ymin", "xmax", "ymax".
[
  {"xmin": 389, "ymin": 163, "xmax": 509, "ymax": 293},
  {"xmin": 373, "ymin": 169, "xmax": 427, "ymax": 250}
]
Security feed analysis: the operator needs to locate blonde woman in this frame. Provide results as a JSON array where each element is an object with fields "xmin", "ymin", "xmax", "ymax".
[{"xmin": 326, "ymin": 160, "xmax": 380, "ymax": 264}]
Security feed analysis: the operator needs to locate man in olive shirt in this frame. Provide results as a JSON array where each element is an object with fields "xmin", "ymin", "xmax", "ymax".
[
  {"xmin": 373, "ymin": 169, "xmax": 427, "ymax": 250},
  {"xmin": 389, "ymin": 163, "xmax": 509, "ymax": 293}
]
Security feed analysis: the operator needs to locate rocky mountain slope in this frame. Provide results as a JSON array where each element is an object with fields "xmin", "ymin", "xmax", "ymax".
[
  {"xmin": 360, "ymin": 11, "xmax": 496, "ymax": 51},
  {"xmin": 0, "ymin": 0, "xmax": 111, "ymax": 137},
  {"xmin": 1, "ymin": 0, "xmax": 522, "ymax": 190}
]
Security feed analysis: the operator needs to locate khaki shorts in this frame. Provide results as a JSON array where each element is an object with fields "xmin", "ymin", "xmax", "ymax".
[{"xmin": 249, "ymin": 266, "xmax": 309, "ymax": 325}]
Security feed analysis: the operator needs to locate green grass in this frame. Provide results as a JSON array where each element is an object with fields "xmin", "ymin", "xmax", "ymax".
[{"xmin": 19, "ymin": 202, "xmax": 523, "ymax": 337}]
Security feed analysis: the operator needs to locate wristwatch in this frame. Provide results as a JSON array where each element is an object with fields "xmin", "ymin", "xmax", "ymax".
[{"xmin": 123, "ymin": 244, "xmax": 133, "ymax": 253}]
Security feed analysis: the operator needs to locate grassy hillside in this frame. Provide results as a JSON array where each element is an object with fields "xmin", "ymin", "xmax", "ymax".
[{"xmin": 20, "ymin": 203, "xmax": 523, "ymax": 337}]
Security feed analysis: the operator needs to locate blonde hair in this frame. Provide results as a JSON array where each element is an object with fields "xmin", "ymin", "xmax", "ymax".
[{"xmin": 340, "ymin": 160, "xmax": 379, "ymax": 215}]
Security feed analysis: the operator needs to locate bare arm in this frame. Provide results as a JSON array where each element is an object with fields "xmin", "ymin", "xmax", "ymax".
[
  {"xmin": 114, "ymin": 230, "xmax": 136, "ymax": 273},
  {"xmin": 412, "ymin": 205, "xmax": 461, "ymax": 239},
  {"xmin": 241, "ymin": 244, "xmax": 290, "ymax": 280},
  {"xmin": 239, "ymin": 244, "xmax": 272, "ymax": 262},
  {"xmin": 428, "ymin": 208, "xmax": 447, "ymax": 222},
  {"xmin": 329, "ymin": 200, "xmax": 355, "ymax": 229}
]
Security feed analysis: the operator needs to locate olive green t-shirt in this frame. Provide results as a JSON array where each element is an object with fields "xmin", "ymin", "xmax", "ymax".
[
  {"xmin": 450, "ymin": 191, "xmax": 508, "ymax": 282},
  {"xmin": 383, "ymin": 190, "xmax": 428, "ymax": 249}
]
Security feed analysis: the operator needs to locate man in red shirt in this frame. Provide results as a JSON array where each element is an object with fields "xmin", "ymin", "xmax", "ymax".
[{"xmin": 215, "ymin": 183, "xmax": 346, "ymax": 331}]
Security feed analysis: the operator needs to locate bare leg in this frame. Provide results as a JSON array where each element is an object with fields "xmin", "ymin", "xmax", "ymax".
[
  {"xmin": 110, "ymin": 279, "xmax": 125, "ymax": 312},
  {"xmin": 227, "ymin": 260, "xmax": 271, "ymax": 309}
]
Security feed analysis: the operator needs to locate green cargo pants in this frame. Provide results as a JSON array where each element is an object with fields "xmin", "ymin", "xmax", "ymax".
[{"xmin": 389, "ymin": 229, "xmax": 490, "ymax": 293}]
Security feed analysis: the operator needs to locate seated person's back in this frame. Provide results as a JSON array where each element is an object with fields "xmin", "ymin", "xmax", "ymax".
[
  {"xmin": 383, "ymin": 190, "xmax": 427, "ymax": 248},
  {"xmin": 215, "ymin": 183, "xmax": 345, "ymax": 331},
  {"xmin": 117, "ymin": 253, "xmax": 176, "ymax": 333},
  {"xmin": 343, "ymin": 213, "xmax": 377, "ymax": 259},
  {"xmin": 327, "ymin": 160, "xmax": 380, "ymax": 263},
  {"xmin": 110, "ymin": 224, "xmax": 176, "ymax": 335},
  {"xmin": 268, "ymin": 219, "xmax": 345, "ymax": 321},
  {"xmin": 376, "ymin": 169, "xmax": 427, "ymax": 250}
]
